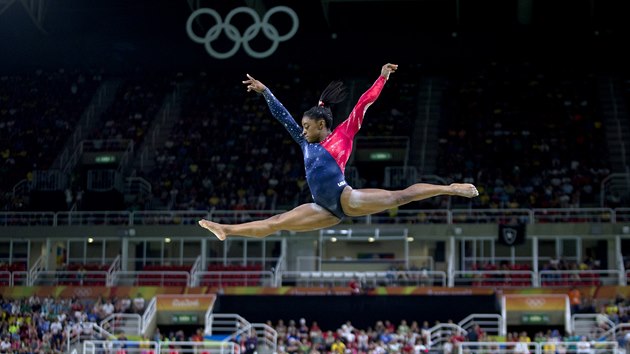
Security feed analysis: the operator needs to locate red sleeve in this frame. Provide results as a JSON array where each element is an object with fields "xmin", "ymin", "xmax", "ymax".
[{"xmin": 334, "ymin": 76, "xmax": 387, "ymax": 138}]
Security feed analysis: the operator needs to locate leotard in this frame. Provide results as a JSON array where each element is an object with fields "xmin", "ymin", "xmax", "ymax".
[{"xmin": 262, "ymin": 76, "xmax": 387, "ymax": 219}]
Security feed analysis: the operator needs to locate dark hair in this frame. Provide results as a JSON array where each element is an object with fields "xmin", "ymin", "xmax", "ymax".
[{"xmin": 303, "ymin": 80, "xmax": 347, "ymax": 129}]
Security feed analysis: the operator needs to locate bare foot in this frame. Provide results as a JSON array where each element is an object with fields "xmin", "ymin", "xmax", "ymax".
[
  {"xmin": 449, "ymin": 183, "xmax": 479, "ymax": 198},
  {"xmin": 198, "ymin": 219, "xmax": 227, "ymax": 241}
]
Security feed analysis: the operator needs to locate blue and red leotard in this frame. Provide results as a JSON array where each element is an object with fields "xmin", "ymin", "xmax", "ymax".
[{"xmin": 262, "ymin": 76, "xmax": 387, "ymax": 219}]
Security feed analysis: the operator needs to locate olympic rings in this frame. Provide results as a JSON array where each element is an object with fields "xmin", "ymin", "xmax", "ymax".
[
  {"xmin": 186, "ymin": 6, "xmax": 299, "ymax": 59},
  {"xmin": 525, "ymin": 298, "xmax": 546, "ymax": 308}
]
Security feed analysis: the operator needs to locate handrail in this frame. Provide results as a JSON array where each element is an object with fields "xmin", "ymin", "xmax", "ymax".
[
  {"xmin": 190, "ymin": 255, "xmax": 203, "ymax": 287},
  {"xmin": 91, "ymin": 323, "xmax": 116, "ymax": 339},
  {"xmin": 31, "ymin": 270, "xmax": 108, "ymax": 286},
  {"xmin": 141, "ymin": 296, "xmax": 157, "ymax": 336},
  {"xmin": 28, "ymin": 255, "xmax": 46, "ymax": 286},
  {"xmin": 107, "ymin": 255, "xmax": 121, "ymax": 287},
  {"xmin": 452, "ymin": 270, "xmax": 535, "ymax": 287},
  {"xmin": 111, "ymin": 271, "xmax": 190, "ymax": 287},
  {"xmin": 11, "ymin": 271, "xmax": 28, "ymax": 286},
  {"xmin": 539, "ymin": 270, "xmax": 621, "ymax": 287},
  {"xmin": 100, "ymin": 313, "xmax": 141, "ymax": 336},
  {"xmin": 457, "ymin": 313, "xmax": 504, "ymax": 336},
  {"xmin": 429, "ymin": 323, "xmax": 466, "ymax": 349},
  {"xmin": 212, "ymin": 313, "xmax": 252, "ymax": 343},
  {"xmin": 83, "ymin": 340, "xmax": 237, "ymax": 354},
  {"xmin": 204, "ymin": 302, "xmax": 214, "ymax": 335},
  {"xmin": 571, "ymin": 313, "xmax": 616, "ymax": 340},
  {"xmin": 0, "ymin": 271, "xmax": 11, "ymax": 286},
  {"xmin": 600, "ymin": 322, "xmax": 630, "ymax": 341},
  {"xmin": 273, "ymin": 253, "xmax": 286, "ymax": 287},
  {"xmin": 280, "ymin": 270, "xmax": 447, "ymax": 287},
  {"xmin": 195, "ymin": 270, "xmax": 275, "ymax": 287},
  {"xmin": 251, "ymin": 322, "xmax": 278, "ymax": 353},
  {"xmin": 458, "ymin": 341, "xmax": 618, "ymax": 354}
]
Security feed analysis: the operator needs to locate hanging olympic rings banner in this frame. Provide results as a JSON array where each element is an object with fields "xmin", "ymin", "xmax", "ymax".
[{"xmin": 186, "ymin": 6, "xmax": 299, "ymax": 59}]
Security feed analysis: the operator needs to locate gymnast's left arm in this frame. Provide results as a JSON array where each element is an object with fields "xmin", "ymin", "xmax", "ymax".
[{"xmin": 336, "ymin": 63, "xmax": 398, "ymax": 137}]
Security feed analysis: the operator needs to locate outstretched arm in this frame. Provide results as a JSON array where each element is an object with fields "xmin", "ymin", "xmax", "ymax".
[
  {"xmin": 243, "ymin": 74, "xmax": 304, "ymax": 144},
  {"xmin": 335, "ymin": 63, "xmax": 398, "ymax": 137}
]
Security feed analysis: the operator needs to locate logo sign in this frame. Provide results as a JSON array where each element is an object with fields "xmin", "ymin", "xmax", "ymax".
[
  {"xmin": 186, "ymin": 6, "xmax": 299, "ymax": 59},
  {"xmin": 156, "ymin": 294, "xmax": 216, "ymax": 311},
  {"xmin": 502, "ymin": 227, "xmax": 517, "ymax": 245},
  {"xmin": 498, "ymin": 223, "xmax": 526, "ymax": 246},
  {"xmin": 505, "ymin": 295, "xmax": 567, "ymax": 311}
]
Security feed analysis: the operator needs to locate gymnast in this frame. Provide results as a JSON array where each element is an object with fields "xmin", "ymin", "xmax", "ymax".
[{"xmin": 199, "ymin": 63, "xmax": 478, "ymax": 240}]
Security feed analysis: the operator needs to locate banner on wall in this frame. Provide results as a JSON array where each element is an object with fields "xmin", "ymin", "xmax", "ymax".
[
  {"xmin": 502, "ymin": 294, "xmax": 570, "ymax": 332},
  {"xmin": 497, "ymin": 223, "xmax": 526, "ymax": 246},
  {"xmin": 155, "ymin": 294, "xmax": 216, "ymax": 325},
  {"xmin": 156, "ymin": 294, "xmax": 216, "ymax": 311}
]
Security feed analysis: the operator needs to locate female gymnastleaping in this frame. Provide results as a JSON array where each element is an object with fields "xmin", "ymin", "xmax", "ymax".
[{"xmin": 199, "ymin": 63, "xmax": 478, "ymax": 240}]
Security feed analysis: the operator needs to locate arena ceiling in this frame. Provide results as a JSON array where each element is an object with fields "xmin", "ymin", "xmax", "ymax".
[{"xmin": 1, "ymin": 0, "xmax": 629, "ymax": 72}]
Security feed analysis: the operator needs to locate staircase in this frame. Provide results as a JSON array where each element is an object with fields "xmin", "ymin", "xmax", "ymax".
[
  {"xmin": 596, "ymin": 76, "xmax": 630, "ymax": 205},
  {"xmin": 135, "ymin": 81, "xmax": 193, "ymax": 173},
  {"xmin": 572, "ymin": 313, "xmax": 615, "ymax": 339},
  {"xmin": 597, "ymin": 76, "xmax": 630, "ymax": 173},
  {"xmin": 410, "ymin": 77, "xmax": 447, "ymax": 176},
  {"xmin": 53, "ymin": 79, "xmax": 123, "ymax": 173}
]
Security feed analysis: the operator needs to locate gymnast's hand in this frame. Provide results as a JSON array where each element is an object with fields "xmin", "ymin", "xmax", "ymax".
[
  {"xmin": 243, "ymin": 74, "xmax": 266, "ymax": 93},
  {"xmin": 381, "ymin": 63, "xmax": 398, "ymax": 80}
]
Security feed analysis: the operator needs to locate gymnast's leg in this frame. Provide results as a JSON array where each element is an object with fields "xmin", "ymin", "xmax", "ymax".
[
  {"xmin": 198, "ymin": 203, "xmax": 341, "ymax": 241},
  {"xmin": 340, "ymin": 183, "xmax": 478, "ymax": 217}
]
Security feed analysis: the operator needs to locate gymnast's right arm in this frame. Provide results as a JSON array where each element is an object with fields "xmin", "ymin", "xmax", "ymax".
[{"xmin": 242, "ymin": 74, "xmax": 304, "ymax": 144}]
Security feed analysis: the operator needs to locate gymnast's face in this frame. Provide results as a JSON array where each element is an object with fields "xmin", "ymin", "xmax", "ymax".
[{"xmin": 301, "ymin": 116, "xmax": 327, "ymax": 143}]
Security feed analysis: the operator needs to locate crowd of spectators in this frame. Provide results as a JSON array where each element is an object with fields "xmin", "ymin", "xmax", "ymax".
[
  {"xmin": 1, "ymin": 292, "xmax": 628, "ymax": 353},
  {"xmin": 86, "ymin": 71, "xmax": 176, "ymax": 146},
  {"xmin": 437, "ymin": 60, "xmax": 611, "ymax": 209},
  {"xmin": 0, "ymin": 60, "xmax": 621, "ymax": 213},
  {"xmin": 239, "ymin": 315, "xmax": 630, "ymax": 354},
  {"xmin": 0, "ymin": 294, "xmax": 147, "ymax": 353},
  {"xmin": 0, "ymin": 69, "xmax": 102, "ymax": 211},
  {"xmin": 144, "ymin": 68, "xmax": 320, "ymax": 211}
]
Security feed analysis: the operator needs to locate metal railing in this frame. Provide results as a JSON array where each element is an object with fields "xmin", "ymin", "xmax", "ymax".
[
  {"xmin": 107, "ymin": 255, "xmax": 121, "ymax": 287},
  {"xmin": 28, "ymin": 255, "xmax": 46, "ymax": 286},
  {"xmin": 111, "ymin": 271, "xmax": 190, "ymax": 287},
  {"xmin": 11, "ymin": 271, "xmax": 28, "ymax": 286},
  {"xmin": 571, "ymin": 313, "xmax": 615, "ymax": 340},
  {"xmin": 56, "ymin": 211, "xmax": 131, "ymax": 226},
  {"xmin": 251, "ymin": 323, "xmax": 278, "ymax": 354},
  {"xmin": 0, "ymin": 211, "xmax": 56, "ymax": 226},
  {"xmin": 279, "ymin": 270, "xmax": 447, "ymax": 287},
  {"xmin": 458, "ymin": 341, "xmax": 618, "ymax": 354},
  {"xmin": 539, "ymin": 270, "xmax": 621, "ymax": 287},
  {"xmin": 600, "ymin": 322, "xmax": 630, "ymax": 342},
  {"xmin": 8, "ymin": 267, "xmax": 630, "ymax": 288},
  {"xmin": 84, "ymin": 340, "xmax": 237, "ymax": 354},
  {"xmin": 31, "ymin": 270, "xmax": 108, "ymax": 286},
  {"xmin": 452, "ymin": 270, "xmax": 535, "ymax": 287},
  {"xmin": 2, "ymin": 208, "xmax": 630, "ymax": 226},
  {"xmin": 194, "ymin": 271, "xmax": 275, "ymax": 287},
  {"xmin": 458, "ymin": 314, "xmax": 504, "ymax": 337},
  {"xmin": 84, "ymin": 340, "xmax": 158, "ymax": 354},
  {"xmin": 190, "ymin": 255, "xmax": 203, "ymax": 287},
  {"xmin": 208, "ymin": 313, "xmax": 251, "ymax": 342},
  {"xmin": 0, "ymin": 271, "xmax": 11, "ymax": 286},
  {"xmin": 429, "ymin": 323, "xmax": 466, "ymax": 349},
  {"xmin": 100, "ymin": 313, "xmax": 142, "ymax": 336},
  {"xmin": 141, "ymin": 296, "xmax": 157, "ymax": 336}
]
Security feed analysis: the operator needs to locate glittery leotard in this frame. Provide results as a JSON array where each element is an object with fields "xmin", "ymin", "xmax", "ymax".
[{"xmin": 262, "ymin": 76, "xmax": 387, "ymax": 219}]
